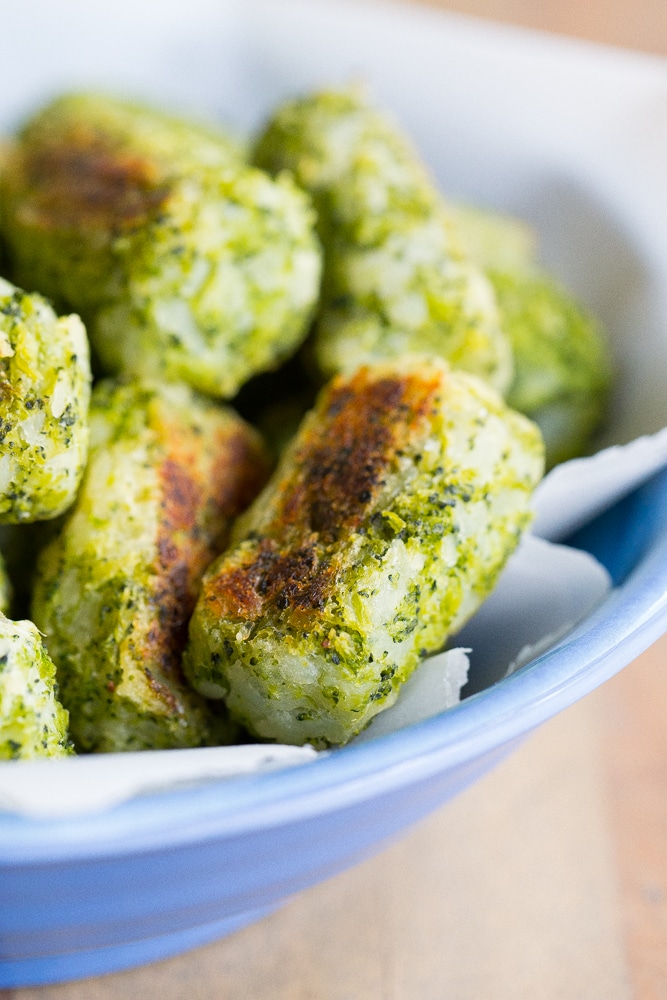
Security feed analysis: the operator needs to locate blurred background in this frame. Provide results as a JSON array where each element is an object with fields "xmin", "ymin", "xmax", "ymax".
[{"xmin": 419, "ymin": 0, "xmax": 667, "ymax": 55}]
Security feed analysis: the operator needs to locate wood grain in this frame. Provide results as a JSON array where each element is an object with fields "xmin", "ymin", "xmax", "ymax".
[
  {"xmin": 595, "ymin": 632, "xmax": 667, "ymax": 1000},
  {"xmin": 416, "ymin": 0, "xmax": 667, "ymax": 56}
]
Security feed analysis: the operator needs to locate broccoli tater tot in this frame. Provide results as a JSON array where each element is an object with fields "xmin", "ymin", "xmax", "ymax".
[
  {"xmin": 0, "ymin": 94, "xmax": 322, "ymax": 398},
  {"xmin": 450, "ymin": 203, "xmax": 613, "ymax": 466},
  {"xmin": 0, "ymin": 277, "xmax": 91, "ymax": 522},
  {"xmin": 185, "ymin": 357, "xmax": 544, "ymax": 747},
  {"xmin": 32, "ymin": 380, "xmax": 269, "ymax": 752},
  {"xmin": 494, "ymin": 271, "xmax": 612, "ymax": 466},
  {"xmin": 0, "ymin": 614, "xmax": 72, "ymax": 759},
  {"xmin": 254, "ymin": 88, "xmax": 512, "ymax": 394}
]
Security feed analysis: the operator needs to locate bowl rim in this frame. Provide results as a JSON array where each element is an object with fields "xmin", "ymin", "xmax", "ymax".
[{"xmin": 3, "ymin": 468, "xmax": 667, "ymax": 865}]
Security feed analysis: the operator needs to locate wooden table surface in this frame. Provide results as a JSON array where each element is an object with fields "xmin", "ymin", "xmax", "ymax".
[
  {"xmin": 4, "ymin": 2, "xmax": 667, "ymax": 998},
  {"xmin": 420, "ymin": 0, "xmax": 667, "ymax": 56}
]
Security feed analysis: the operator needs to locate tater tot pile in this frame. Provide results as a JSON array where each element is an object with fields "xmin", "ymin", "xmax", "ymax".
[{"xmin": 0, "ymin": 86, "xmax": 612, "ymax": 755}]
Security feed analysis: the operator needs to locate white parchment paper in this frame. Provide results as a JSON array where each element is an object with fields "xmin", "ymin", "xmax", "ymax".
[{"xmin": 533, "ymin": 427, "xmax": 667, "ymax": 541}]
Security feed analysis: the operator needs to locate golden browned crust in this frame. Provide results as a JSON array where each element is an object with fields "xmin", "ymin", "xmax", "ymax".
[
  {"xmin": 201, "ymin": 366, "xmax": 443, "ymax": 625},
  {"xmin": 204, "ymin": 537, "xmax": 333, "ymax": 623},
  {"xmin": 144, "ymin": 419, "xmax": 269, "ymax": 694},
  {"xmin": 283, "ymin": 371, "xmax": 441, "ymax": 539},
  {"xmin": 209, "ymin": 425, "xmax": 272, "ymax": 526},
  {"xmin": 17, "ymin": 132, "xmax": 169, "ymax": 233}
]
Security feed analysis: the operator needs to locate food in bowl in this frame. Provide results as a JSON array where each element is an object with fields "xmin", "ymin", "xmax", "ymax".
[
  {"xmin": 0, "ymin": 93, "xmax": 322, "ymax": 399},
  {"xmin": 31, "ymin": 379, "xmax": 267, "ymax": 752},
  {"xmin": 0, "ymin": 612, "xmax": 71, "ymax": 759},
  {"xmin": 448, "ymin": 203, "xmax": 613, "ymax": 468},
  {"xmin": 0, "ymin": 84, "xmax": 612, "ymax": 757},
  {"xmin": 0, "ymin": 277, "xmax": 91, "ymax": 523},
  {"xmin": 185, "ymin": 355, "xmax": 543, "ymax": 747},
  {"xmin": 254, "ymin": 86, "xmax": 513, "ymax": 395}
]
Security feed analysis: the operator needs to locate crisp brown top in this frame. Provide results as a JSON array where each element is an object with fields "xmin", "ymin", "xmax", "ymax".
[
  {"xmin": 19, "ymin": 127, "xmax": 170, "ymax": 232},
  {"xmin": 143, "ymin": 415, "xmax": 268, "ymax": 704},
  {"xmin": 203, "ymin": 364, "xmax": 443, "ymax": 625}
]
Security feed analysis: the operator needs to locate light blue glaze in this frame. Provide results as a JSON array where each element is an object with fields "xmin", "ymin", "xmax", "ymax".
[{"xmin": 1, "ymin": 467, "xmax": 667, "ymax": 986}]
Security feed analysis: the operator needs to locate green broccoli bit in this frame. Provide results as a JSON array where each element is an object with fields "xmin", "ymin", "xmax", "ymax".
[{"xmin": 0, "ymin": 614, "xmax": 72, "ymax": 759}]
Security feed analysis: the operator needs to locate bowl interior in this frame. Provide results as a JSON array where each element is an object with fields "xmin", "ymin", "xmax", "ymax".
[{"xmin": 0, "ymin": 0, "xmax": 666, "ymax": 855}]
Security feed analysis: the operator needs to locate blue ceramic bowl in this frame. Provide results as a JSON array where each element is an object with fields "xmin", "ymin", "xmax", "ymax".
[
  {"xmin": 1, "ymin": 0, "xmax": 667, "ymax": 986},
  {"xmin": 2, "ymin": 469, "xmax": 667, "ymax": 987}
]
